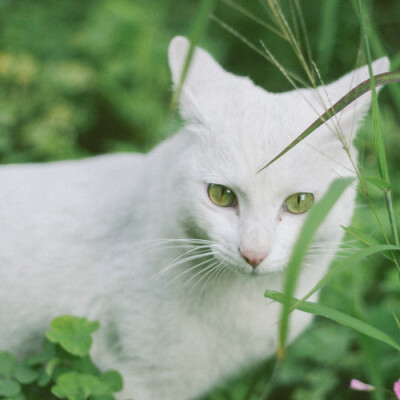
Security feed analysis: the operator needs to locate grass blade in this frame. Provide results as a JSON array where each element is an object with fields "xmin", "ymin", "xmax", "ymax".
[
  {"xmin": 292, "ymin": 244, "xmax": 400, "ymax": 309},
  {"xmin": 277, "ymin": 177, "xmax": 353, "ymax": 358},
  {"xmin": 357, "ymin": 0, "xmax": 400, "ymax": 258},
  {"xmin": 220, "ymin": 0, "xmax": 284, "ymax": 38},
  {"xmin": 258, "ymin": 71, "xmax": 400, "ymax": 172},
  {"xmin": 358, "ymin": 0, "xmax": 387, "ymax": 182},
  {"xmin": 170, "ymin": 0, "xmax": 216, "ymax": 110},
  {"xmin": 363, "ymin": 176, "xmax": 392, "ymax": 191},
  {"xmin": 393, "ymin": 313, "xmax": 400, "ymax": 331},
  {"xmin": 317, "ymin": 0, "xmax": 340, "ymax": 75},
  {"xmin": 264, "ymin": 290, "xmax": 400, "ymax": 352},
  {"xmin": 342, "ymin": 226, "xmax": 381, "ymax": 246}
]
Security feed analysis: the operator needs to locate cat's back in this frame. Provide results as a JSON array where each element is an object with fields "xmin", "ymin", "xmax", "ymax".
[
  {"xmin": 0, "ymin": 152, "xmax": 146, "ymax": 217},
  {"xmin": 0, "ymin": 152, "xmax": 145, "ymax": 197},
  {"xmin": 0, "ymin": 152, "xmax": 147, "ymax": 274}
]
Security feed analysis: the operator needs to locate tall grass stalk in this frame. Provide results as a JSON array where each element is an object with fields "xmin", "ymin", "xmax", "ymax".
[
  {"xmin": 317, "ymin": 0, "xmax": 340, "ymax": 75},
  {"xmin": 275, "ymin": 178, "xmax": 354, "ymax": 359},
  {"xmin": 170, "ymin": 0, "xmax": 216, "ymax": 111},
  {"xmin": 264, "ymin": 291, "xmax": 400, "ymax": 352},
  {"xmin": 357, "ymin": 0, "xmax": 400, "ymax": 270}
]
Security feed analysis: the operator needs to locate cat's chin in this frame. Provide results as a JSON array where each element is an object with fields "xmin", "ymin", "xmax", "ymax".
[{"xmin": 231, "ymin": 262, "xmax": 284, "ymax": 277}]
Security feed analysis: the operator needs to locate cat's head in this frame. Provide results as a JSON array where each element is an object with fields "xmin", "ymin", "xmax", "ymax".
[{"xmin": 168, "ymin": 36, "xmax": 389, "ymax": 276}]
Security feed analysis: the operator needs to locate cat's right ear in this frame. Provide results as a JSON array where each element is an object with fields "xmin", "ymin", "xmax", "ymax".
[{"xmin": 168, "ymin": 36, "xmax": 226, "ymax": 121}]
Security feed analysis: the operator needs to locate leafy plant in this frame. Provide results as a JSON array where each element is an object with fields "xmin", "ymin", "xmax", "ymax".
[{"xmin": 0, "ymin": 316, "xmax": 123, "ymax": 400}]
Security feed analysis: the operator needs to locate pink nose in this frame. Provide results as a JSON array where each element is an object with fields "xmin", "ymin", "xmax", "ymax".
[{"xmin": 241, "ymin": 250, "xmax": 268, "ymax": 268}]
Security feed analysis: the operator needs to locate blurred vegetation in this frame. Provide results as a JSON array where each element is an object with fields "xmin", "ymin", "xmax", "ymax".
[{"xmin": 1, "ymin": 0, "xmax": 399, "ymax": 399}]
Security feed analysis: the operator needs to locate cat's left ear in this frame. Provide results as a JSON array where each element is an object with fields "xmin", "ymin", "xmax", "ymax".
[
  {"xmin": 168, "ymin": 36, "xmax": 225, "ymax": 88},
  {"xmin": 168, "ymin": 36, "xmax": 228, "ymax": 121}
]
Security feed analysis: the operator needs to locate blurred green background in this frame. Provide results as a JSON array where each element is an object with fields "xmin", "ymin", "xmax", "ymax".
[
  {"xmin": 1, "ymin": 0, "xmax": 399, "ymax": 163},
  {"xmin": 1, "ymin": 0, "xmax": 400, "ymax": 399}
]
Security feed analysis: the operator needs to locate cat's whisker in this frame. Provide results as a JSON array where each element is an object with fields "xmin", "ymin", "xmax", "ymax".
[
  {"xmin": 133, "ymin": 238, "xmax": 215, "ymax": 251},
  {"xmin": 164, "ymin": 257, "xmax": 216, "ymax": 288},
  {"xmin": 191, "ymin": 261, "xmax": 225, "ymax": 294},
  {"xmin": 130, "ymin": 240, "xmax": 211, "ymax": 260},
  {"xmin": 164, "ymin": 244, "xmax": 210, "ymax": 266},
  {"xmin": 183, "ymin": 261, "xmax": 221, "ymax": 290},
  {"xmin": 152, "ymin": 250, "xmax": 216, "ymax": 282},
  {"xmin": 152, "ymin": 252, "xmax": 213, "ymax": 283},
  {"xmin": 213, "ymin": 262, "xmax": 230, "ymax": 286}
]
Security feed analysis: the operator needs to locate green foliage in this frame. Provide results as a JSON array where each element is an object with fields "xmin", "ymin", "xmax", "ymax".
[
  {"xmin": 0, "ymin": 316, "xmax": 123, "ymax": 400},
  {"xmin": 265, "ymin": 290, "xmax": 400, "ymax": 352},
  {"xmin": 47, "ymin": 316, "xmax": 100, "ymax": 357}
]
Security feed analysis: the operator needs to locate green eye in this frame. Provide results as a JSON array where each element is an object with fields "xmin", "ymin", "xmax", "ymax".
[
  {"xmin": 284, "ymin": 192, "xmax": 314, "ymax": 214},
  {"xmin": 208, "ymin": 184, "xmax": 237, "ymax": 207}
]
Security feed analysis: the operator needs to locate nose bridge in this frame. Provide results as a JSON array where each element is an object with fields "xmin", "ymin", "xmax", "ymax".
[{"xmin": 239, "ymin": 207, "xmax": 273, "ymax": 253}]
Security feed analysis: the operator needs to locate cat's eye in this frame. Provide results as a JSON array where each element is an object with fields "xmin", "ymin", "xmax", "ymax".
[
  {"xmin": 208, "ymin": 184, "xmax": 237, "ymax": 208},
  {"xmin": 284, "ymin": 193, "xmax": 314, "ymax": 214}
]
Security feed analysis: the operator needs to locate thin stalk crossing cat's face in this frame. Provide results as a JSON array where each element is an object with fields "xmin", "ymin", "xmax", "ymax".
[{"xmin": 168, "ymin": 37, "xmax": 389, "ymax": 276}]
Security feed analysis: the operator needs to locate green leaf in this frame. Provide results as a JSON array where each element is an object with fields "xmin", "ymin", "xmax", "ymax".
[
  {"xmin": 264, "ymin": 290, "xmax": 400, "ymax": 352},
  {"xmin": 52, "ymin": 372, "xmax": 109, "ymax": 400},
  {"xmin": 8, "ymin": 394, "xmax": 26, "ymax": 400},
  {"xmin": 26, "ymin": 341, "xmax": 56, "ymax": 366},
  {"xmin": 291, "ymin": 244, "xmax": 400, "ymax": 309},
  {"xmin": 13, "ymin": 364, "xmax": 39, "ymax": 384},
  {"xmin": 277, "ymin": 177, "xmax": 353, "ymax": 357},
  {"xmin": 393, "ymin": 312, "xmax": 400, "ymax": 331},
  {"xmin": 90, "ymin": 396, "xmax": 114, "ymax": 400},
  {"xmin": 46, "ymin": 316, "xmax": 100, "ymax": 356},
  {"xmin": 100, "ymin": 370, "xmax": 123, "ymax": 393},
  {"xmin": 45, "ymin": 358, "xmax": 61, "ymax": 378},
  {"xmin": 0, "ymin": 377, "xmax": 21, "ymax": 397},
  {"xmin": 363, "ymin": 176, "xmax": 391, "ymax": 191},
  {"xmin": 0, "ymin": 352, "xmax": 17, "ymax": 378},
  {"xmin": 37, "ymin": 371, "xmax": 52, "ymax": 387},
  {"xmin": 341, "ymin": 226, "xmax": 381, "ymax": 246},
  {"xmin": 70, "ymin": 356, "xmax": 100, "ymax": 376}
]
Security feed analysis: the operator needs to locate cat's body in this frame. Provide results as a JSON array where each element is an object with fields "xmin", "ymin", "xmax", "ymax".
[{"xmin": 0, "ymin": 37, "xmax": 389, "ymax": 399}]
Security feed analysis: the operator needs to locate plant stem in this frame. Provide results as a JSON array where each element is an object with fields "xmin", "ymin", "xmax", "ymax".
[
  {"xmin": 258, "ymin": 359, "xmax": 282, "ymax": 400},
  {"xmin": 357, "ymin": 0, "xmax": 400, "ymax": 271}
]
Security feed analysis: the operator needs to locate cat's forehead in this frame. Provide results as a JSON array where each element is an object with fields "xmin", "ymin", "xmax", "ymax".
[{"xmin": 195, "ymin": 86, "xmax": 332, "ymax": 170}]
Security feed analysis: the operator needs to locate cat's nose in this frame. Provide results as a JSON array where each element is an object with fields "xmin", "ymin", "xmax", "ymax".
[{"xmin": 240, "ymin": 249, "xmax": 268, "ymax": 268}]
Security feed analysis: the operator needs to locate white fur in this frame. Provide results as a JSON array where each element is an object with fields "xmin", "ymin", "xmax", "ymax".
[{"xmin": 0, "ymin": 37, "xmax": 389, "ymax": 399}]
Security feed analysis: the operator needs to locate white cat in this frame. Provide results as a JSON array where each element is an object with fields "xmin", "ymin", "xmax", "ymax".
[{"xmin": 0, "ymin": 36, "xmax": 389, "ymax": 400}]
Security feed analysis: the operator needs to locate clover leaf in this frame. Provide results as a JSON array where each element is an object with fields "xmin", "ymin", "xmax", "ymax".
[
  {"xmin": 0, "ymin": 376, "xmax": 21, "ymax": 397},
  {"xmin": 51, "ymin": 372, "xmax": 109, "ymax": 400},
  {"xmin": 0, "ymin": 352, "xmax": 17, "ymax": 379},
  {"xmin": 100, "ymin": 370, "xmax": 123, "ymax": 393},
  {"xmin": 46, "ymin": 316, "xmax": 100, "ymax": 357},
  {"xmin": 13, "ymin": 363, "xmax": 39, "ymax": 385}
]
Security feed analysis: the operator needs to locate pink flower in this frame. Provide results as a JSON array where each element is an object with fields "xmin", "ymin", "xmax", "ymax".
[
  {"xmin": 350, "ymin": 379, "xmax": 374, "ymax": 392},
  {"xmin": 394, "ymin": 379, "xmax": 400, "ymax": 399}
]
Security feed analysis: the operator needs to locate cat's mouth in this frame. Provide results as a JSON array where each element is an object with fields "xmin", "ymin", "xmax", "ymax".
[{"xmin": 214, "ymin": 252, "xmax": 285, "ymax": 277}]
